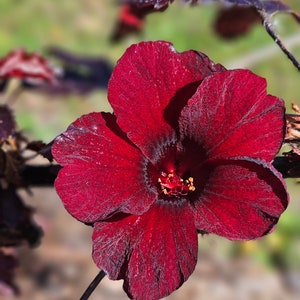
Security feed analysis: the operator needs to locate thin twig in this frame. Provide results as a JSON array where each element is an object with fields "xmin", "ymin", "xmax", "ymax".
[
  {"xmin": 261, "ymin": 13, "xmax": 300, "ymax": 72},
  {"xmin": 79, "ymin": 270, "xmax": 106, "ymax": 300}
]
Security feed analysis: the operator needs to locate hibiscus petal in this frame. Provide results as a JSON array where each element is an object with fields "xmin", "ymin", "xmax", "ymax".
[
  {"xmin": 179, "ymin": 69, "xmax": 285, "ymax": 161},
  {"xmin": 92, "ymin": 201, "xmax": 198, "ymax": 300},
  {"xmin": 191, "ymin": 158, "xmax": 288, "ymax": 240},
  {"xmin": 52, "ymin": 112, "xmax": 156, "ymax": 222},
  {"xmin": 108, "ymin": 41, "xmax": 225, "ymax": 162}
]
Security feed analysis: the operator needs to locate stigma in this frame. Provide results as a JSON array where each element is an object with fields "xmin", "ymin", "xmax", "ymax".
[{"xmin": 158, "ymin": 171, "xmax": 195, "ymax": 197}]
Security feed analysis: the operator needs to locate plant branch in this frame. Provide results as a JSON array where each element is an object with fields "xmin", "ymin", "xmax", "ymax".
[
  {"xmin": 261, "ymin": 14, "xmax": 300, "ymax": 71},
  {"xmin": 79, "ymin": 270, "xmax": 106, "ymax": 300},
  {"xmin": 21, "ymin": 165, "xmax": 61, "ymax": 186}
]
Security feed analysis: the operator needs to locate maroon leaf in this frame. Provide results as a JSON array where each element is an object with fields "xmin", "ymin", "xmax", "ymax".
[
  {"xmin": 111, "ymin": 3, "xmax": 169, "ymax": 41},
  {"xmin": 111, "ymin": 4, "xmax": 152, "ymax": 41},
  {"xmin": 214, "ymin": 6, "xmax": 261, "ymax": 39},
  {"xmin": 22, "ymin": 47, "xmax": 112, "ymax": 94},
  {"xmin": 0, "ymin": 251, "xmax": 19, "ymax": 295},
  {"xmin": 0, "ymin": 49, "xmax": 57, "ymax": 83},
  {"xmin": 0, "ymin": 79, "xmax": 8, "ymax": 93},
  {"xmin": 38, "ymin": 140, "xmax": 54, "ymax": 162},
  {"xmin": 224, "ymin": 0, "xmax": 300, "ymax": 20},
  {"xmin": 273, "ymin": 152, "xmax": 300, "ymax": 178},
  {"xmin": 21, "ymin": 165, "xmax": 61, "ymax": 186},
  {"xmin": 0, "ymin": 187, "xmax": 42, "ymax": 247},
  {"xmin": 122, "ymin": 0, "xmax": 174, "ymax": 9},
  {"xmin": 0, "ymin": 148, "xmax": 23, "ymax": 187},
  {"xmin": 26, "ymin": 140, "xmax": 47, "ymax": 153},
  {"xmin": 0, "ymin": 105, "xmax": 16, "ymax": 142}
]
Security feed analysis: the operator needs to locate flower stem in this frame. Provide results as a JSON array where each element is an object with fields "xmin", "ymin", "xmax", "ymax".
[{"xmin": 79, "ymin": 270, "xmax": 106, "ymax": 300}]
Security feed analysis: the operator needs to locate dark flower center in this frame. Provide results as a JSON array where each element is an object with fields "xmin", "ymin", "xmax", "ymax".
[{"xmin": 158, "ymin": 171, "xmax": 195, "ymax": 197}]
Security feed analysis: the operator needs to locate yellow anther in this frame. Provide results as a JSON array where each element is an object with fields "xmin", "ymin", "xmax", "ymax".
[{"xmin": 158, "ymin": 172, "xmax": 196, "ymax": 197}]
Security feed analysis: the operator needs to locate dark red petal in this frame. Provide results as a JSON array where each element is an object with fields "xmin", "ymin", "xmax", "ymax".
[
  {"xmin": 52, "ymin": 112, "xmax": 156, "ymax": 223},
  {"xmin": 108, "ymin": 41, "xmax": 225, "ymax": 162},
  {"xmin": 0, "ymin": 49, "xmax": 56, "ymax": 83},
  {"xmin": 92, "ymin": 201, "xmax": 198, "ymax": 299},
  {"xmin": 111, "ymin": 4, "xmax": 170, "ymax": 42},
  {"xmin": 179, "ymin": 69, "xmax": 285, "ymax": 161},
  {"xmin": 191, "ymin": 158, "xmax": 288, "ymax": 240}
]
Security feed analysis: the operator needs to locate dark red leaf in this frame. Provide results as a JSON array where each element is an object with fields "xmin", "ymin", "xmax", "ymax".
[
  {"xmin": 122, "ymin": 0, "xmax": 173, "ymax": 9},
  {"xmin": 0, "ymin": 79, "xmax": 8, "ymax": 93},
  {"xmin": 22, "ymin": 47, "xmax": 112, "ymax": 94},
  {"xmin": 0, "ymin": 187, "xmax": 42, "ymax": 247},
  {"xmin": 37, "ymin": 139, "xmax": 54, "ymax": 161},
  {"xmin": 273, "ymin": 153, "xmax": 300, "ymax": 178},
  {"xmin": 262, "ymin": 1, "xmax": 300, "ymax": 21},
  {"xmin": 21, "ymin": 165, "xmax": 61, "ymax": 186},
  {"xmin": 222, "ymin": 0, "xmax": 300, "ymax": 21},
  {"xmin": 0, "ymin": 251, "xmax": 19, "ymax": 295},
  {"xmin": 223, "ymin": 0, "xmax": 260, "ymax": 6},
  {"xmin": 0, "ymin": 149, "xmax": 23, "ymax": 187},
  {"xmin": 111, "ymin": 4, "xmax": 169, "ymax": 41},
  {"xmin": 0, "ymin": 105, "xmax": 16, "ymax": 142},
  {"xmin": 0, "ymin": 49, "xmax": 57, "ymax": 83},
  {"xmin": 26, "ymin": 140, "xmax": 47, "ymax": 153},
  {"xmin": 111, "ymin": 4, "xmax": 151, "ymax": 41},
  {"xmin": 214, "ymin": 6, "xmax": 261, "ymax": 39}
]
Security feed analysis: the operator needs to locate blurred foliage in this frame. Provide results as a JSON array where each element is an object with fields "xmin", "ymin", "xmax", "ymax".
[{"xmin": 0, "ymin": 0, "xmax": 300, "ymax": 274}]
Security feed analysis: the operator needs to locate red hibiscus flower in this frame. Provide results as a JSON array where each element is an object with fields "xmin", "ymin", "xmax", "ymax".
[{"xmin": 52, "ymin": 41, "xmax": 288, "ymax": 300}]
